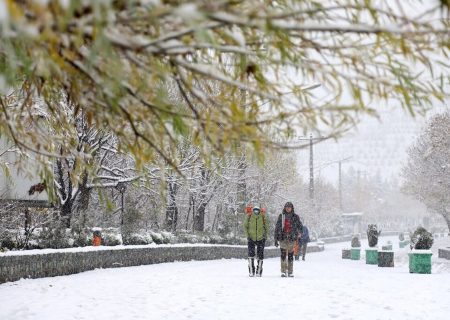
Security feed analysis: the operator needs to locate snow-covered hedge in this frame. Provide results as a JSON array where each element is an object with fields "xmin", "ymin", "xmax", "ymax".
[
  {"xmin": 101, "ymin": 228, "xmax": 123, "ymax": 246},
  {"xmin": 0, "ymin": 227, "xmax": 248, "ymax": 252},
  {"xmin": 0, "ymin": 229, "xmax": 18, "ymax": 250},
  {"xmin": 351, "ymin": 235, "xmax": 361, "ymax": 248},
  {"xmin": 37, "ymin": 225, "xmax": 75, "ymax": 249},
  {"xmin": 122, "ymin": 232, "xmax": 154, "ymax": 245},
  {"xmin": 410, "ymin": 227, "xmax": 433, "ymax": 250}
]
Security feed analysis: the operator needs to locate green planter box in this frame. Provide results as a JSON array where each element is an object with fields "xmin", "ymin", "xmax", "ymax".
[
  {"xmin": 409, "ymin": 251, "xmax": 432, "ymax": 274},
  {"xmin": 342, "ymin": 249, "xmax": 351, "ymax": 259},
  {"xmin": 378, "ymin": 251, "xmax": 394, "ymax": 267},
  {"xmin": 382, "ymin": 245, "xmax": 393, "ymax": 251},
  {"xmin": 365, "ymin": 248, "xmax": 378, "ymax": 264},
  {"xmin": 351, "ymin": 248, "xmax": 361, "ymax": 260}
]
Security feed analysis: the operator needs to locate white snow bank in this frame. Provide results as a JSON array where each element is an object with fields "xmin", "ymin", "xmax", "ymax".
[{"xmin": 409, "ymin": 249, "xmax": 433, "ymax": 254}]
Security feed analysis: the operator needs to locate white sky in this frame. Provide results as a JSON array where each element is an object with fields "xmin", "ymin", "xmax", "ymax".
[{"xmin": 295, "ymin": 106, "xmax": 443, "ymax": 185}]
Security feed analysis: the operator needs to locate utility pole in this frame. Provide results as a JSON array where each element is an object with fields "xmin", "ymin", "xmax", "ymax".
[
  {"xmin": 298, "ymin": 134, "xmax": 326, "ymax": 201},
  {"xmin": 337, "ymin": 156, "xmax": 352, "ymax": 212}
]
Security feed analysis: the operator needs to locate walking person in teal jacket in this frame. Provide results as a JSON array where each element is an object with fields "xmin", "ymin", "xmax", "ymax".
[{"xmin": 243, "ymin": 206, "xmax": 269, "ymax": 277}]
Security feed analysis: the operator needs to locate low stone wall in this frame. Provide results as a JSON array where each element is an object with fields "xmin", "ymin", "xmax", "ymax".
[
  {"xmin": 438, "ymin": 247, "xmax": 450, "ymax": 260},
  {"xmin": 379, "ymin": 231, "xmax": 403, "ymax": 237},
  {"xmin": 0, "ymin": 244, "xmax": 323, "ymax": 284},
  {"xmin": 319, "ymin": 235, "xmax": 353, "ymax": 244},
  {"xmin": 318, "ymin": 231, "xmax": 403, "ymax": 244}
]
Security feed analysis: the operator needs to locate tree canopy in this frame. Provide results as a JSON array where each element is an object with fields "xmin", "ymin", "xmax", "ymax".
[
  {"xmin": 1, "ymin": 0, "xmax": 449, "ymax": 173},
  {"xmin": 402, "ymin": 111, "xmax": 450, "ymax": 233}
]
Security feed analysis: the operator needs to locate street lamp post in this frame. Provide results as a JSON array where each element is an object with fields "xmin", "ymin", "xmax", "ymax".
[{"xmin": 115, "ymin": 182, "xmax": 127, "ymax": 231}]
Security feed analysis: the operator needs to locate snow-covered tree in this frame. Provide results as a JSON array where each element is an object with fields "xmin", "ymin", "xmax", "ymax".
[{"xmin": 402, "ymin": 112, "xmax": 450, "ymax": 234}]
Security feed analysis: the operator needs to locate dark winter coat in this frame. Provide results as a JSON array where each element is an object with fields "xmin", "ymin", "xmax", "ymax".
[
  {"xmin": 300, "ymin": 225, "xmax": 310, "ymax": 244},
  {"xmin": 274, "ymin": 210, "xmax": 302, "ymax": 242}
]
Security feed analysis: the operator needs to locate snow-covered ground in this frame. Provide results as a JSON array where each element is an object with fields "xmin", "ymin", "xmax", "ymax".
[{"xmin": 1, "ymin": 236, "xmax": 449, "ymax": 320}]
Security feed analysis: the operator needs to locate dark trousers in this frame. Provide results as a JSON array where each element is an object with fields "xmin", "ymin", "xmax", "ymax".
[
  {"xmin": 301, "ymin": 242, "xmax": 308, "ymax": 258},
  {"xmin": 248, "ymin": 239, "xmax": 265, "ymax": 260}
]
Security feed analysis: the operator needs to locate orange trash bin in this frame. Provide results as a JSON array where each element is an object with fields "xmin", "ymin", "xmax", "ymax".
[{"xmin": 93, "ymin": 230, "xmax": 102, "ymax": 246}]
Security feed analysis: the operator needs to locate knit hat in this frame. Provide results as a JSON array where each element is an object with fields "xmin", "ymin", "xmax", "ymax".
[
  {"xmin": 252, "ymin": 206, "xmax": 261, "ymax": 214},
  {"xmin": 284, "ymin": 202, "xmax": 294, "ymax": 209}
]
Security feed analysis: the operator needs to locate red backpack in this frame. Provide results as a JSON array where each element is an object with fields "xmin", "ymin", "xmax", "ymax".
[{"xmin": 245, "ymin": 206, "xmax": 267, "ymax": 224}]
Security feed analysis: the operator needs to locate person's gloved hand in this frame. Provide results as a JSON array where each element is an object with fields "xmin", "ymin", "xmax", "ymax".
[{"xmin": 275, "ymin": 240, "xmax": 279, "ymax": 248}]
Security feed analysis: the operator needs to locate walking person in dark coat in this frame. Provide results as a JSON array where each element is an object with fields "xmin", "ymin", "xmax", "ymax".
[
  {"xmin": 274, "ymin": 202, "xmax": 302, "ymax": 277},
  {"xmin": 299, "ymin": 225, "xmax": 310, "ymax": 261}
]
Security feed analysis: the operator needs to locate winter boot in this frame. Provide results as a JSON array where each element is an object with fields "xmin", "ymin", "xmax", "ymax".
[
  {"xmin": 256, "ymin": 259, "xmax": 263, "ymax": 277},
  {"xmin": 287, "ymin": 253, "xmax": 294, "ymax": 277},
  {"xmin": 281, "ymin": 272, "xmax": 287, "ymax": 277},
  {"xmin": 248, "ymin": 257, "xmax": 255, "ymax": 277},
  {"xmin": 280, "ymin": 249, "xmax": 288, "ymax": 276}
]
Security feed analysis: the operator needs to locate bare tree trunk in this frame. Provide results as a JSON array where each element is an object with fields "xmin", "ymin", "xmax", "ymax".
[
  {"xmin": 23, "ymin": 208, "xmax": 31, "ymax": 249},
  {"xmin": 24, "ymin": 208, "xmax": 31, "ymax": 236},
  {"xmin": 194, "ymin": 203, "xmax": 206, "ymax": 232},
  {"xmin": 443, "ymin": 211, "xmax": 450, "ymax": 235},
  {"xmin": 165, "ymin": 176, "xmax": 178, "ymax": 232},
  {"xmin": 237, "ymin": 155, "xmax": 246, "ymax": 215},
  {"xmin": 61, "ymin": 201, "xmax": 73, "ymax": 228},
  {"xmin": 193, "ymin": 166, "xmax": 208, "ymax": 232},
  {"xmin": 211, "ymin": 204, "xmax": 218, "ymax": 232},
  {"xmin": 56, "ymin": 159, "xmax": 74, "ymax": 228},
  {"xmin": 211, "ymin": 203, "xmax": 223, "ymax": 233},
  {"xmin": 191, "ymin": 198, "xmax": 196, "ymax": 232},
  {"xmin": 237, "ymin": 74, "xmax": 247, "ymax": 216},
  {"xmin": 186, "ymin": 194, "xmax": 192, "ymax": 230},
  {"xmin": 74, "ymin": 171, "xmax": 90, "ymax": 232},
  {"xmin": 77, "ymin": 172, "xmax": 90, "ymax": 211}
]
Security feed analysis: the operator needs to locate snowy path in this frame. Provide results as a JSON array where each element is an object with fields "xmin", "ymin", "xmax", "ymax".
[{"xmin": 1, "ymin": 236, "xmax": 449, "ymax": 320}]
